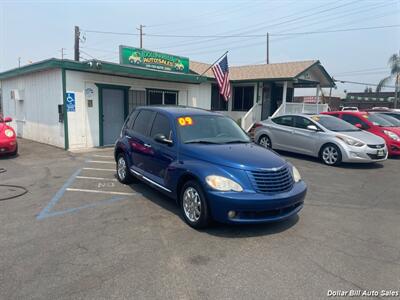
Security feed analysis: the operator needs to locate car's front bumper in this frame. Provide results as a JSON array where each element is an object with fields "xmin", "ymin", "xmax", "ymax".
[
  {"xmin": 206, "ymin": 181, "xmax": 307, "ymax": 224},
  {"xmin": 387, "ymin": 140, "xmax": 400, "ymax": 156},
  {"xmin": 0, "ymin": 139, "xmax": 17, "ymax": 154},
  {"xmin": 340, "ymin": 144, "xmax": 388, "ymax": 163}
]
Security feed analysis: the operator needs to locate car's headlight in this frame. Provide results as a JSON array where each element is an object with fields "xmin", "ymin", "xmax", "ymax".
[
  {"xmin": 292, "ymin": 166, "xmax": 302, "ymax": 183},
  {"xmin": 4, "ymin": 129, "xmax": 14, "ymax": 138},
  {"xmin": 336, "ymin": 135, "xmax": 365, "ymax": 147},
  {"xmin": 383, "ymin": 130, "xmax": 400, "ymax": 141},
  {"xmin": 205, "ymin": 175, "xmax": 243, "ymax": 192}
]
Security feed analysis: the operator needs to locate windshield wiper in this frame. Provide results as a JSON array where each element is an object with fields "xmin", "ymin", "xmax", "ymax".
[
  {"xmin": 184, "ymin": 140, "xmax": 220, "ymax": 144},
  {"xmin": 223, "ymin": 140, "xmax": 250, "ymax": 144}
]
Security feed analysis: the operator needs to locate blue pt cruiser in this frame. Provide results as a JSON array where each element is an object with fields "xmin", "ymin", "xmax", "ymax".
[{"xmin": 114, "ymin": 106, "xmax": 306, "ymax": 229}]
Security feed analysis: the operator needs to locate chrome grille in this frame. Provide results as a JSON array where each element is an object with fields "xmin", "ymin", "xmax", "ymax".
[
  {"xmin": 247, "ymin": 166, "xmax": 294, "ymax": 194},
  {"xmin": 367, "ymin": 144, "xmax": 385, "ymax": 149}
]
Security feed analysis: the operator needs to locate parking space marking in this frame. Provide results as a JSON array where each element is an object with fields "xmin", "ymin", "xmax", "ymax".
[
  {"xmin": 66, "ymin": 188, "xmax": 137, "ymax": 196},
  {"xmin": 83, "ymin": 167, "xmax": 115, "ymax": 171},
  {"xmin": 37, "ymin": 196, "xmax": 126, "ymax": 219},
  {"xmin": 86, "ymin": 160, "xmax": 114, "ymax": 164},
  {"xmin": 37, "ymin": 168, "xmax": 82, "ymax": 220},
  {"xmin": 76, "ymin": 176, "xmax": 117, "ymax": 181}
]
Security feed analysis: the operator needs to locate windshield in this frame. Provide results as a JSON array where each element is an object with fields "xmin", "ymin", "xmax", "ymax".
[
  {"xmin": 178, "ymin": 115, "xmax": 250, "ymax": 144},
  {"xmin": 314, "ymin": 115, "xmax": 360, "ymax": 132},
  {"xmin": 375, "ymin": 113, "xmax": 400, "ymax": 126},
  {"xmin": 367, "ymin": 113, "xmax": 395, "ymax": 127}
]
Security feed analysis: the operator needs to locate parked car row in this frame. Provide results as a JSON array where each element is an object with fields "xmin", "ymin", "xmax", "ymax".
[{"xmin": 255, "ymin": 110, "xmax": 400, "ymax": 165}]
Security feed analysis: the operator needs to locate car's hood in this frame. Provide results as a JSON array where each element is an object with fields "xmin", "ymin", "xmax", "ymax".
[
  {"xmin": 180, "ymin": 143, "xmax": 287, "ymax": 171},
  {"xmin": 336, "ymin": 130, "xmax": 385, "ymax": 144},
  {"xmin": 0, "ymin": 122, "xmax": 5, "ymax": 134}
]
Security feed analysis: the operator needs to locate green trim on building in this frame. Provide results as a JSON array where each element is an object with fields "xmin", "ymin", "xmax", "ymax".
[
  {"xmin": 0, "ymin": 58, "xmax": 206, "ymax": 84},
  {"xmin": 61, "ymin": 68, "xmax": 69, "ymax": 150},
  {"xmin": 95, "ymin": 83, "xmax": 130, "ymax": 147}
]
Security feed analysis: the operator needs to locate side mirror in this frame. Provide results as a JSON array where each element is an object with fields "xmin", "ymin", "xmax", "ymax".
[
  {"xmin": 355, "ymin": 123, "xmax": 362, "ymax": 128},
  {"xmin": 4, "ymin": 117, "xmax": 12, "ymax": 123},
  {"xmin": 154, "ymin": 133, "xmax": 173, "ymax": 146},
  {"xmin": 307, "ymin": 124, "xmax": 319, "ymax": 131}
]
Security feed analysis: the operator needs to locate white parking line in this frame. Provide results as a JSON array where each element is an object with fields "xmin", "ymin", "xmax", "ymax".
[
  {"xmin": 66, "ymin": 188, "xmax": 137, "ymax": 196},
  {"xmin": 76, "ymin": 176, "xmax": 117, "ymax": 181},
  {"xmin": 87, "ymin": 160, "xmax": 114, "ymax": 164},
  {"xmin": 93, "ymin": 155, "xmax": 114, "ymax": 158},
  {"xmin": 83, "ymin": 167, "xmax": 115, "ymax": 171}
]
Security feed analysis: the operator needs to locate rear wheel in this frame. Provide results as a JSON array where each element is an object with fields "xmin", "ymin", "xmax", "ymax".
[
  {"xmin": 321, "ymin": 144, "xmax": 342, "ymax": 166},
  {"xmin": 258, "ymin": 135, "xmax": 272, "ymax": 149},
  {"xmin": 180, "ymin": 180, "xmax": 211, "ymax": 229},
  {"xmin": 116, "ymin": 153, "xmax": 136, "ymax": 184}
]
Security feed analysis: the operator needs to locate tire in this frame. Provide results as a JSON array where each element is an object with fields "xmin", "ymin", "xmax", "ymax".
[
  {"xmin": 258, "ymin": 135, "xmax": 272, "ymax": 149},
  {"xmin": 180, "ymin": 180, "xmax": 211, "ymax": 229},
  {"xmin": 320, "ymin": 144, "xmax": 342, "ymax": 166},
  {"xmin": 116, "ymin": 153, "xmax": 136, "ymax": 184}
]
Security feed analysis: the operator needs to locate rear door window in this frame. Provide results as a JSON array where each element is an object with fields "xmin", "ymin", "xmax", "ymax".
[
  {"xmin": 272, "ymin": 116, "xmax": 294, "ymax": 127},
  {"xmin": 150, "ymin": 113, "xmax": 172, "ymax": 140},
  {"xmin": 133, "ymin": 110, "xmax": 156, "ymax": 136}
]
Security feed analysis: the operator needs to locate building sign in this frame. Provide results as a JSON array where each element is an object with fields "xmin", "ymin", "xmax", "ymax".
[
  {"xmin": 119, "ymin": 46, "xmax": 189, "ymax": 73},
  {"xmin": 66, "ymin": 92, "xmax": 76, "ymax": 112}
]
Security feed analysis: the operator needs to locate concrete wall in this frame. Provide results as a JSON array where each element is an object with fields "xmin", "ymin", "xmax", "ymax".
[
  {"xmin": 0, "ymin": 69, "xmax": 64, "ymax": 148},
  {"xmin": 65, "ymin": 70, "xmax": 212, "ymax": 149}
]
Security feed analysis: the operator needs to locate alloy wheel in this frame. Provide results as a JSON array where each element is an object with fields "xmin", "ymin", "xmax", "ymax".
[
  {"xmin": 322, "ymin": 146, "xmax": 339, "ymax": 165},
  {"xmin": 183, "ymin": 187, "xmax": 201, "ymax": 222},
  {"xmin": 117, "ymin": 156, "xmax": 127, "ymax": 180},
  {"xmin": 259, "ymin": 136, "xmax": 271, "ymax": 148}
]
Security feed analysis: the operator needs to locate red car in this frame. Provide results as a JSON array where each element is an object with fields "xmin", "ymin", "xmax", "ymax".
[
  {"xmin": 0, "ymin": 115, "xmax": 18, "ymax": 156},
  {"xmin": 322, "ymin": 111, "xmax": 400, "ymax": 156}
]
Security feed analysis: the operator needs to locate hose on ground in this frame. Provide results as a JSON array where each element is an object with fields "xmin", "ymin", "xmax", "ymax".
[{"xmin": 0, "ymin": 168, "xmax": 28, "ymax": 201}]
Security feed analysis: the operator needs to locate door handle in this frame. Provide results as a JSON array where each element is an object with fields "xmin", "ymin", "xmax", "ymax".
[{"xmin": 144, "ymin": 143, "xmax": 152, "ymax": 148}]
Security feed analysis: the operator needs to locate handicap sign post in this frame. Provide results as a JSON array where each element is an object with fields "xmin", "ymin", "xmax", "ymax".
[{"xmin": 66, "ymin": 92, "xmax": 76, "ymax": 112}]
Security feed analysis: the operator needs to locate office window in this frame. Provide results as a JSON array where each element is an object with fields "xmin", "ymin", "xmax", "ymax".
[
  {"xmin": 211, "ymin": 84, "xmax": 228, "ymax": 111},
  {"xmin": 233, "ymin": 86, "xmax": 254, "ymax": 111}
]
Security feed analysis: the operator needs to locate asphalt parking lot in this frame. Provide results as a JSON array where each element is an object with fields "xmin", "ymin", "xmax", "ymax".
[{"xmin": 0, "ymin": 139, "xmax": 399, "ymax": 300}]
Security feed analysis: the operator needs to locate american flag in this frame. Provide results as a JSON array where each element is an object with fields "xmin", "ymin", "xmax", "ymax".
[{"xmin": 212, "ymin": 54, "xmax": 231, "ymax": 101}]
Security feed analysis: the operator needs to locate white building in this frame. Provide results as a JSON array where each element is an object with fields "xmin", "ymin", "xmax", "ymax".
[{"xmin": 0, "ymin": 52, "xmax": 334, "ymax": 150}]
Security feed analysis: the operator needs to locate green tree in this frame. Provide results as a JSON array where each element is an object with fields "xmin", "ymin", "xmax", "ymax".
[{"xmin": 377, "ymin": 51, "xmax": 400, "ymax": 108}]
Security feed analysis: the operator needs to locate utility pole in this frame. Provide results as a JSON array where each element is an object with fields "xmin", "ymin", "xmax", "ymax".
[
  {"xmin": 137, "ymin": 24, "xmax": 145, "ymax": 48},
  {"xmin": 74, "ymin": 26, "xmax": 80, "ymax": 61},
  {"xmin": 61, "ymin": 48, "xmax": 66, "ymax": 60},
  {"xmin": 266, "ymin": 32, "xmax": 269, "ymax": 64},
  {"xmin": 18, "ymin": 57, "xmax": 21, "ymax": 68}
]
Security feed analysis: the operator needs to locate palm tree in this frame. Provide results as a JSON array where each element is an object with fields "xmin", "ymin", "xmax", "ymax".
[{"xmin": 377, "ymin": 51, "xmax": 400, "ymax": 108}]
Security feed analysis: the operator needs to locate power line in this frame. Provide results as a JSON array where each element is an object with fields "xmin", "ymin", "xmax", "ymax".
[
  {"xmin": 81, "ymin": 24, "xmax": 400, "ymax": 39},
  {"xmin": 334, "ymin": 79, "xmax": 395, "ymax": 89}
]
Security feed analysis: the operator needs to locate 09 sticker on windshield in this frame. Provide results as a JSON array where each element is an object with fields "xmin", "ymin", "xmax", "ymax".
[{"xmin": 178, "ymin": 117, "xmax": 194, "ymax": 126}]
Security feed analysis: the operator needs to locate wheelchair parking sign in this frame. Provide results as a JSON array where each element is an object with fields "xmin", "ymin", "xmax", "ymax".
[{"xmin": 66, "ymin": 92, "xmax": 76, "ymax": 112}]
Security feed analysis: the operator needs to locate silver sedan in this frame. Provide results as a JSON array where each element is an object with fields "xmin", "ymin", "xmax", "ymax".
[{"xmin": 254, "ymin": 114, "xmax": 388, "ymax": 165}]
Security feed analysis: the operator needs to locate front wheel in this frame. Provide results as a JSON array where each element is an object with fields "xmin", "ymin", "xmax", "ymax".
[
  {"xmin": 320, "ymin": 144, "xmax": 342, "ymax": 166},
  {"xmin": 180, "ymin": 180, "xmax": 211, "ymax": 229}
]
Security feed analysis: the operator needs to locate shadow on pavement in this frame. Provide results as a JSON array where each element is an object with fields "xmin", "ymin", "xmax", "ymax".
[{"xmin": 128, "ymin": 181, "xmax": 299, "ymax": 238}]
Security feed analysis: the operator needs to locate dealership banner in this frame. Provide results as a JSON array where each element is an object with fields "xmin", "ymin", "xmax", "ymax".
[{"xmin": 119, "ymin": 46, "xmax": 189, "ymax": 73}]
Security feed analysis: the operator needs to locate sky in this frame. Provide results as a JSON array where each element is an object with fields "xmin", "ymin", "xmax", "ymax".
[{"xmin": 1, "ymin": 0, "xmax": 399, "ymax": 97}]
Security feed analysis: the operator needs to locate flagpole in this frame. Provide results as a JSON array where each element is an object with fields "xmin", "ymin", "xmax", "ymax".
[{"xmin": 197, "ymin": 51, "xmax": 229, "ymax": 79}]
